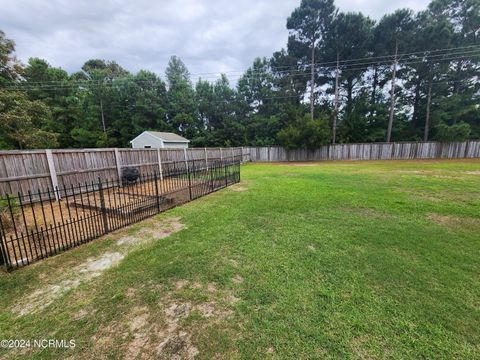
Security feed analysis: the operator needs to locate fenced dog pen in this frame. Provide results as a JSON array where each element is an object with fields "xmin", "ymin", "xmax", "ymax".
[{"xmin": 0, "ymin": 157, "xmax": 240, "ymax": 270}]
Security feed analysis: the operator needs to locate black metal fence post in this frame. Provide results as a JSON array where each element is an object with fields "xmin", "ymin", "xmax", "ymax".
[
  {"xmin": 210, "ymin": 162, "xmax": 215, "ymax": 192},
  {"xmin": 224, "ymin": 160, "xmax": 228, "ymax": 187},
  {"xmin": 98, "ymin": 178, "xmax": 109, "ymax": 234},
  {"xmin": 0, "ymin": 217, "xmax": 9, "ymax": 269},
  {"xmin": 187, "ymin": 160, "xmax": 192, "ymax": 201},
  {"xmin": 154, "ymin": 172, "xmax": 160, "ymax": 213}
]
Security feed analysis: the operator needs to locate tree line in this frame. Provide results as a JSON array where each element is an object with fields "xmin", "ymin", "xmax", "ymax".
[{"xmin": 0, "ymin": 0, "xmax": 478, "ymax": 150}]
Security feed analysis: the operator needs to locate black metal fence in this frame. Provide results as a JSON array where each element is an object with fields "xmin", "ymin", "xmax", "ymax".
[{"xmin": 0, "ymin": 158, "xmax": 240, "ymax": 270}]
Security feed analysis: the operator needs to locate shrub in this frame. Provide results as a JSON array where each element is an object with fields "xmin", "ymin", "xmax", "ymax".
[
  {"xmin": 0, "ymin": 195, "xmax": 18, "ymax": 233},
  {"xmin": 433, "ymin": 122, "xmax": 471, "ymax": 142},
  {"xmin": 277, "ymin": 114, "xmax": 331, "ymax": 150}
]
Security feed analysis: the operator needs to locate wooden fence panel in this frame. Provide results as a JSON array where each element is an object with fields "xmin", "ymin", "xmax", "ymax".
[
  {"xmin": 206, "ymin": 148, "xmax": 222, "ymax": 161},
  {"xmin": 465, "ymin": 141, "xmax": 480, "ymax": 158},
  {"xmin": 0, "ymin": 151, "xmax": 51, "ymax": 196},
  {"xmin": 119, "ymin": 148, "xmax": 158, "ymax": 175},
  {"xmin": 416, "ymin": 142, "xmax": 436, "ymax": 158},
  {"xmin": 245, "ymin": 141, "xmax": 480, "ymax": 163},
  {"xmin": 54, "ymin": 149, "xmax": 118, "ymax": 188}
]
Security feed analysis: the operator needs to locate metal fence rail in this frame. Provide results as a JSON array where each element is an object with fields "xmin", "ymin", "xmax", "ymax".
[{"xmin": 0, "ymin": 158, "xmax": 241, "ymax": 270}]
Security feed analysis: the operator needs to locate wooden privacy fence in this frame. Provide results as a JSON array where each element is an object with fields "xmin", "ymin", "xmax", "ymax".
[
  {"xmin": 0, "ymin": 147, "xmax": 248, "ymax": 199},
  {"xmin": 244, "ymin": 141, "xmax": 480, "ymax": 162},
  {"xmin": 1, "ymin": 141, "xmax": 479, "ymax": 198}
]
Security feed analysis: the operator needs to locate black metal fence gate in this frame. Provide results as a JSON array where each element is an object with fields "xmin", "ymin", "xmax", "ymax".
[{"xmin": 0, "ymin": 158, "xmax": 240, "ymax": 270}]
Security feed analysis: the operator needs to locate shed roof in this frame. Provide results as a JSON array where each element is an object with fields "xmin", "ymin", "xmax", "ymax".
[{"xmin": 131, "ymin": 131, "xmax": 190, "ymax": 143}]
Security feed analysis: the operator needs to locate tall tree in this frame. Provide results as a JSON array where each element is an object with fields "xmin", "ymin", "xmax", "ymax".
[
  {"xmin": 287, "ymin": 0, "xmax": 336, "ymax": 120},
  {"xmin": 23, "ymin": 58, "xmax": 82, "ymax": 147},
  {"xmin": 0, "ymin": 31, "xmax": 22, "ymax": 86},
  {"xmin": 165, "ymin": 56, "xmax": 198, "ymax": 139},
  {"xmin": 81, "ymin": 59, "xmax": 129, "ymax": 134},
  {"xmin": 428, "ymin": 0, "xmax": 480, "ymax": 138},
  {"xmin": 0, "ymin": 90, "xmax": 58, "ymax": 149},
  {"xmin": 375, "ymin": 9, "xmax": 415, "ymax": 142},
  {"xmin": 323, "ymin": 12, "xmax": 374, "ymax": 142}
]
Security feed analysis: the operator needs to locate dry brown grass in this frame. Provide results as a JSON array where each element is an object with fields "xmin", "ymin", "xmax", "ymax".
[{"xmin": 428, "ymin": 213, "xmax": 480, "ymax": 231}]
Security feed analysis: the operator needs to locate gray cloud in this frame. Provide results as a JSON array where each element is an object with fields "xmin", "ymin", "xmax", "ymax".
[{"xmin": 0, "ymin": 0, "xmax": 430, "ymax": 83}]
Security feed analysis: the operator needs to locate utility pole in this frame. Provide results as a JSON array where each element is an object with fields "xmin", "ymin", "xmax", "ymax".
[
  {"xmin": 424, "ymin": 76, "xmax": 433, "ymax": 141},
  {"xmin": 333, "ymin": 52, "xmax": 340, "ymax": 144},
  {"xmin": 100, "ymin": 98, "xmax": 106, "ymax": 133},
  {"xmin": 310, "ymin": 36, "xmax": 316, "ymax": 120},
  {"xmin": 386, "ymin": 41, "xmax": 398, "ymax": 143}
]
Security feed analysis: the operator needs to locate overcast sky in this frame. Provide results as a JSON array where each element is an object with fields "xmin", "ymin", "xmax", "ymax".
[{"xmin": 1, "ymin": 0, "xmax": 431, "ymax": 83}]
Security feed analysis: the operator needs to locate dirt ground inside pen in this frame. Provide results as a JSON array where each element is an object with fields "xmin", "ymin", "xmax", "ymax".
[{"xmin": 4, "ymin": 178, "xmax": 189, "ymax": 234}]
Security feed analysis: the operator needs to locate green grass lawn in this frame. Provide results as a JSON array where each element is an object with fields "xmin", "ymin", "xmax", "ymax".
[{"xmin": 1, "ymin": 159, "xmax": 479, "ymax": 359}]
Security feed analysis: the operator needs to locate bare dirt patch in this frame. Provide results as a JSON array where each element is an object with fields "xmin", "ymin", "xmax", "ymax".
[
  {"xmin": 126, "ymin": 287, "xmax": 137, "ymax": 298},
  {"xmin": 230, "ymin": 182, "xmax": 249, "ymax": 192},
  {"xmin": 175, "ymin": 279, "xmax": 189, "ymax": 290},
  {"xmin": 80, "ymin": 252, "xmax": 124, "ymax": 277},
  {"xmin": 139, "ymin": 217, "xmax": 185, "ymax": 239},
  {"xmin": 196, "ymin": 302, "xmax": 216, "ymax": 317},
  {"xmin": 226, "ymin": 294, "xmax": 240, "ymax": 304},
  {"xmin": 117, "ymin": 217, "xmax": 185, "ymax": 247},
  {"xmin": 165, "ymin": 302, "xmax": 191, "ymax": 319},
  {"xmin": 13, "ymin": 217, "xmax": 185, "ymax": 317},
  {"xmin": 465, "ymin": 171, "xmax": 480, "ymax": 175},
  {"xmin": 98, "ymin": 297, "xmax": 201, "ymax": 360},
  {"xmin": 73, "ymin": 308, "xmax": 89, "ymax": 321},
  {"xmin": 207, "ymin": 282, "xmax": 217, "ymax": 293},
  {"xmin": 231, "ymin": 186, "xmax": 248, "ymax": 192},
  {"xmin": 14, "ymin": 251, "xmax": 124, "ymax": 316},
  {"xmin": 191, "ymin": 281, "xmax": 202, "ymax": 289},
  {"xmin": 128, "ymin": 306, "xmax": 150, "ymax": 332},
  {"xmin": 232, "ymin": 275, "xmax": 244, "ymax": 284},
  {"xmin": 156, "ymin": 331, "xmax": 199, "ymax": 360},
  {"xmin": 229, "ymin": 259, "xmax": 239, "ymax": 268}
]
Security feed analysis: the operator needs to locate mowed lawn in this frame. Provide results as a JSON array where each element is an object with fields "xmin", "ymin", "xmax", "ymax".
[{"xmin": 0, "ymin": 160, "xmax": 479, "ymax": 359}]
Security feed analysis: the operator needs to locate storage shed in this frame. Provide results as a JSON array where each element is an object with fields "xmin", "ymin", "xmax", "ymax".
[{"xmin": 130, "ymin": 131, "xmax": 190, "ymax": 149}]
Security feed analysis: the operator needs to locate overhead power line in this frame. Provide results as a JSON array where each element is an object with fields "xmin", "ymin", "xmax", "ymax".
[{"xmin": 1, "ymin": 47, "xmax": 479, "ymax": 91}]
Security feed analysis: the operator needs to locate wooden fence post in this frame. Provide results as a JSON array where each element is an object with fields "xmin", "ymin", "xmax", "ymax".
[
  {"xmin": 157, "ymin": 148, "xmax": 164, "ymax": 180},
  {"xmin": 183, "ymin": 148, "xmax": 189, "ymax": 169},
  {"xmin": 220, "ymin": 148, "xmax": 223, "ymax": 161},
  {"xmin": 114, "ymin": 148, "xmax": 123, "ymax": 186},
  {"xmin": 154, "ymin": 172, "xmax": 160, "ymax": 213},
  {"xmin": 464, "ymin": 140, "xmax": 469, "ymax": 158},
  {"xmin": 205, "ymin": 147, "xmax": 209, "ymax": 169},
  {"xmin": 45, "ymin": 149, "xmax": 60, "ymax": 200}
]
